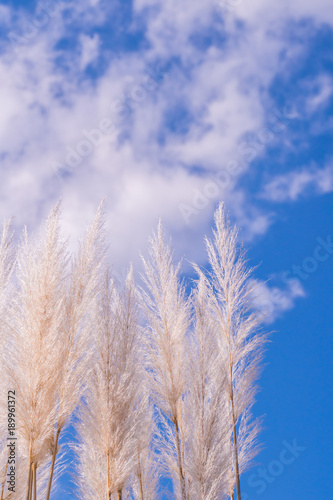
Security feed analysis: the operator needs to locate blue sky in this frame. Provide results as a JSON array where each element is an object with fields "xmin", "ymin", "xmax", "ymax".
[{"xmin": 0, "ymin": 0, "xmax": 332, "ymax": 498}]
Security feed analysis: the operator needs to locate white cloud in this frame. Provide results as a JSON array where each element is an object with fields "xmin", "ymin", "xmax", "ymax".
[
  {"xmin": 306, "ymin": 74, "xmax": 333, "ymax": 114},
  {"xmin": 261, "ymin": 163, "xmax": 333, "ymax": 202},
  {"xmin": 79, "ymin": 33, "xmax": 100, "ymax": 70},
  {"xmin": 132, "ymin": 0, "xmax": 213, "ymax": 61},
  {"xmin": 0, "ymin": 0, "xmax": 331, "ymax": 327},
  {"xmin": 0, "ymin": 5, "xmax": 11, "ymax": 25},
  {"xmin": 252, "ymin": 278, "xmax": 306, "ymax": 323}
]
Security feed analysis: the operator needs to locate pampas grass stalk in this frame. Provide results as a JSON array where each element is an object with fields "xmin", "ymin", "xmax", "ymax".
[
  {"xmin": 32, "ymin": 463, "xmax": 37, "ymax": 500},
  {"xmin": 5, "ymin": 203, "xmax": 68, "ymax": 500},
  {"xmin": 184, "ymin": 275, "xmax": 230, "ymax": 500},
  {"xmin": 0, "ymin": 219, "xmax": 15, "ymax": 500},
  {"xmin": 0, "ymin": 200, "xmax": 268, "ymax": 499},
  {"xmin": 45, "ymin": 201, "xmax": 106, "ymax": 500},
  {"xmin": 0, "ymin": 448, "xmax": 9, "ymax": 500},
  {"xmin": 25, "ymin": 442, "xmax": 32, "ymax": 500},
  {"xmin": 127, "ymin": 397, "xmax": 159, "ymax": 500},
  {"xmin": 2, "ymin": 201, "xmax": 104, "ymax": 500},
  {"xmin": 140, "ymin": 221, "xmax": 190, "ymax": 500},
  {"xmin": 75, "ymin": 265, "xmax": 143, "ymax": 500},
  {"xmin": 0, "ymin": 218, "xmax": 14, "ymax": 308},
  {"xmin": 44, "ymin": 427, "xmax": 60, "ymax": 500},
  {"xmin": 196, "ymin": 203, "xmax": 266, "ymax": 500}
]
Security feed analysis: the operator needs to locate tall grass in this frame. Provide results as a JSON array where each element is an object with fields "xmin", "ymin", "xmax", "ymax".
[
  {"xmin": 140, "ymin": 221, "xmax": 191, "ymax": 500},
  {"xmin": 0, "ymin": 202, "xmax": 266, "ymax": 500},
  {"xmin": 6, "ymin": 203, "xmax": 68, "ymax": 500},
  {"xmin": 194, "ymin": 203, "xmax": 267, "ymax": 499},
  {"xmin": 3, "ymin": 202, "xmax": 105, "ymax": 499},
  {"xmin": 45, "ymin": 201, "xmax": 106, "ymax": 499},
  {"xmin": 75, "ymin": 266, "xmax": 148, "ymax": 500},
  {"xmin": 0, "ymin": 219, "xmax": 15, "ymax": 500},
  {"xmin": 184, "ymin": 275, "xmax": 230, "ymax": 500}
]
